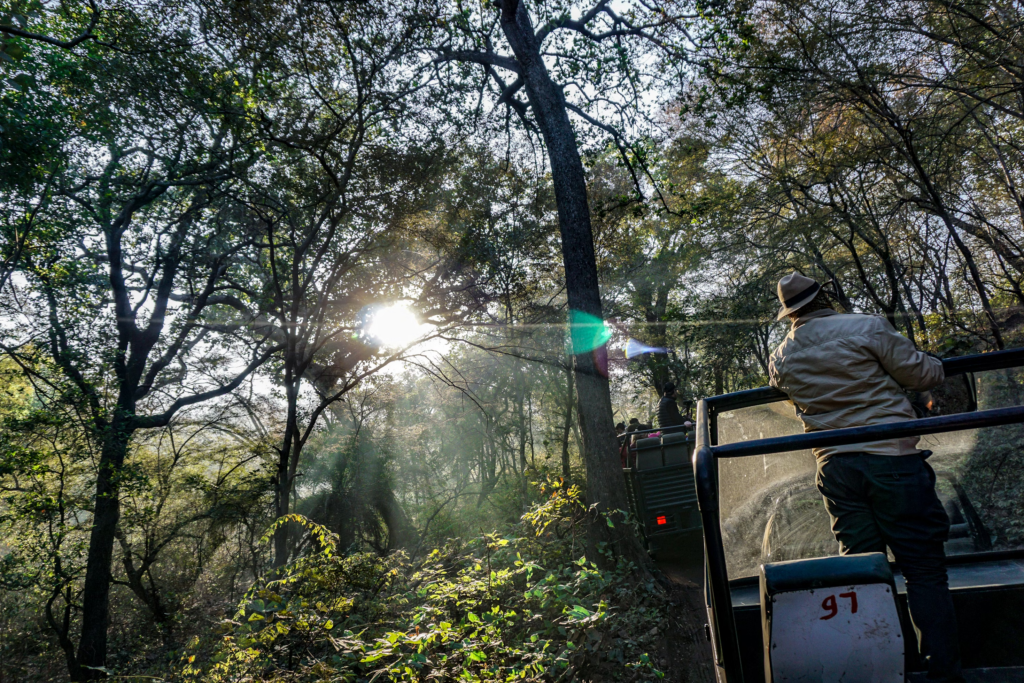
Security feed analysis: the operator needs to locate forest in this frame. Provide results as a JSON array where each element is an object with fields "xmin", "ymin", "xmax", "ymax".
[{"xmin": 1, "ymin": 0, "xmax": 1024, "ymax": 681}]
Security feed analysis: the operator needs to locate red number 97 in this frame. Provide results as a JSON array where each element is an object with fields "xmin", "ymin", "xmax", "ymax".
[{"xmin": 820, "ymin": 591, "xmax": 858, "ymax": 620}]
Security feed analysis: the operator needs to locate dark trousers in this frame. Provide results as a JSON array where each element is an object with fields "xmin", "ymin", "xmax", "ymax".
[{"xmin": 816, "ymin": 453, "xmax": 964, "ymax": 682}]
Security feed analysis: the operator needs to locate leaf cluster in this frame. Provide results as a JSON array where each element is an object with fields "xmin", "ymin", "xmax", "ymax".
[{"xmin": 178, "ymin": 483, "xmax": 672, "ymax": 682}]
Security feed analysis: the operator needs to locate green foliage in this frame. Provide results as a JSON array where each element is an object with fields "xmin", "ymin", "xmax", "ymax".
[
  {"xmin": 179, "ymin": 483, "xmax": 669, "ymax": 682},
  {"xmin": 957, "ymin": 370, "xmax": 1024, "ymax": 549},
  {"xmin": 683, "ymin": 0, "xmax": 1024, "ymax": 353}
]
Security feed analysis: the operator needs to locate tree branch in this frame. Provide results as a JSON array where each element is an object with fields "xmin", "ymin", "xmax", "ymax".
[
  {"xmin": 433, "ymin": 48, "xmax": 521, "ymax": 75},
  {"xmin": 0, "ymin": 0, "xmax": 100, "ymax": 51},
  {"xmin": 132, "ymin": 345, "xmax": 282, "ymax": 430}
]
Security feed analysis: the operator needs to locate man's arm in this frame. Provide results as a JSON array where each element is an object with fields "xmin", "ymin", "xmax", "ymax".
[
  {"xmin": 869, "ymin": 319, "xmax": 944, "ymax": 391},
  {"xmin": 768, "ymin": 353, "xmax": 784, "ymax": 390}
]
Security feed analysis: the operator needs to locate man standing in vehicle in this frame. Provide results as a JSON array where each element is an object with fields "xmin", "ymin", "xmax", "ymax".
[
  {"xmin": 768, "ymin": 272, "xmax": 962, "ymax": 682},
  {"xmin": 656, "ymin": 382, "xmax": 692, "ymax": 434}
]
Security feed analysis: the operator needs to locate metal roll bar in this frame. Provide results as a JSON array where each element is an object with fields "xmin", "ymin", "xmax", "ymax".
[
  {"xmin": 694, "ymin": 399, "xmax": 744, "ymax": 683},
  {"xmin": 692, "ymin": 347, "xmax": 1024, "ymax": 683},
  {"xmin": 714, "ymin": 405, "xmax": 1024, "ymax": 459},
  {"xmin": 617, "ymin": 425, "xmax": 693, "ymax": 442}
]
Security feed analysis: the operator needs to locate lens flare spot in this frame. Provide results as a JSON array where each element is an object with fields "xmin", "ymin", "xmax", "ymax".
[{"xmin": 569, "ymin": 310, "xmax": 613, "ymax": 353}]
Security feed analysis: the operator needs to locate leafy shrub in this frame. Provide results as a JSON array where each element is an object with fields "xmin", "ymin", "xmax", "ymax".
[
  {"xmin": 957, "ymin": 369, "xmax": 1024, "ymax": 548},
  {"xmin": 178, "ymin": 481, "xmax": 670, "ymax": 682}
]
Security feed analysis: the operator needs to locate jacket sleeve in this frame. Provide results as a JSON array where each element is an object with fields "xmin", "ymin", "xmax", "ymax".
[{"xmin": 868, "ymin": 318, "xmax": 944, "ymax": 391}]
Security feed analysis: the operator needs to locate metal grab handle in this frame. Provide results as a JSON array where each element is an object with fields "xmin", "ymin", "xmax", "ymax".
[
  {"xmin": 712, "ymin": 404, "xmax": 1024, "ymax": 459},
  {"xmin": 694, "ymin": 399, "xmax": 744, "ymax": 683},
  {"xmin": 704, "ymin": 347, "xmax": 1024, "ymax": 416}
]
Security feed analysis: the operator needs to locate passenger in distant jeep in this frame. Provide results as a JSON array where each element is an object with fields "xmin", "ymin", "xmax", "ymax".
[
  {"xmin": 769, "ymin": 272, "xmax": 961, "ymax": 682},
  {"xmin": 656, "ymin": 382, "xmax": 692, "ymax": 434}
]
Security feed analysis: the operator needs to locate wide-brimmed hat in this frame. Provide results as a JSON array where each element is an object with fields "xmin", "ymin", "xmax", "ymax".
[{"xmin": 776, "ymin": 272, "xmax": 821, "ymax": 320}]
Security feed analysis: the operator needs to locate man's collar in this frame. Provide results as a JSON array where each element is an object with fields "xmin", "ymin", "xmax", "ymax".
[{"xmin": 792, "ymin": 308, "xmax": 838, "ymax": 329}]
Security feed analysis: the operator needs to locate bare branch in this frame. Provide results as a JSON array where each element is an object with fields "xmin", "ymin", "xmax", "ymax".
[
  {"xmin": 132, "ymin": 345, "xmax": 283, "ymax": 430},
  {"xmin": 433, "ymin": 48, "xmax": 521, "ymax": 75},
  {"xmin": 0, "ymin": 0, "xmax": 100, "ymax": 51}
]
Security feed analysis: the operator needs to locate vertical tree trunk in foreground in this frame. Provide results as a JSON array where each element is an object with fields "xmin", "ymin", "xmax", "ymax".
[
  {"xmin": 500, "ymin": 0, "xmax": 647, "ymax": 567},
  {"xmin": 561, "ymin": 361, "xmax": 574, "ymax": 481},
  {"xmin": 76, "ymin": 414, "xmax": 132, "ymax": 680},
  {"xmin": 273, "ymin": 376, "xmax": 302, "ymax": 568}
]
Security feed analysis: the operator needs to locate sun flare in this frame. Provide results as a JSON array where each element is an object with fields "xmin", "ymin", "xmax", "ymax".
[{"xmin": 363, "ymin": 304, "xmax": 425, "ymax": 348}]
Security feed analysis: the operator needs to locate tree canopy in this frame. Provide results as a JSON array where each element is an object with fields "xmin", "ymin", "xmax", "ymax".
[{"xmin": 3, "ymin": 0, "xmax": 1024, "ymax": 681}]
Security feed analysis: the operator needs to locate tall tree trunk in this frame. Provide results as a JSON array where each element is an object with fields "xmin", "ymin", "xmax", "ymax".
[
  {"xmin": 561, "ymin": 361, "xmax": 574, "ymax": 481},
  {"xmin": 500, "ymin": 0, "xmax": 646, "ymax": 566},
  {"xmin": 516, "ymin": 370, "xmax": 529, "ymax": 503},
  {"xmin": 76, "ymin": 414, "xmax": 132, "ymax": 680},
  {"xmin": 274, "ymin": 376, "xmax": 301, "ymax": 568},
  {"xmin": 646, "ymin": 283, "xmax": 671, "ymax": 395}
]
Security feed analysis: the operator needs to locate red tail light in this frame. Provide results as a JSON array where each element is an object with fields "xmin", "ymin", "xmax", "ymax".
[{"xmin": 656, "ymin": 515, "xmax": 667, "ymax": 526}]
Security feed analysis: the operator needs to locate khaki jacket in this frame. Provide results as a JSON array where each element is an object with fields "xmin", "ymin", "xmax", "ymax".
[{"xmin": 768, "ymin": 310, "xmax": 944, "ymax": 458}]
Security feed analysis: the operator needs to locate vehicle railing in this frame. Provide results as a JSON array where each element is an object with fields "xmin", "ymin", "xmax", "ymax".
[
  {"xmin": 704, "ymin": 346, "xmax": 1024, "ymax": 416},
  {"xmin": 693, "ymin": 347, "xmax": 1024, "ymax": 683},
  {"xmin": 617, "ymin": 425, "xmax": 693, "ymax": 442},
  {"xmin": 713, "ymin": 405, "xmax": 1024, "ymax": 459}
]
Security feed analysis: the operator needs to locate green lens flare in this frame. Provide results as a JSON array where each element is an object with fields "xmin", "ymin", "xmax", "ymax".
[{"xmin": 569, "ymin": 310, "xmax": 612, "ymax": 354}]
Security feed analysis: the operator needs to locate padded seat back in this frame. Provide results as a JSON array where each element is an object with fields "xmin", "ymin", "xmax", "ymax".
[
  {"xmin": 661, "ymin": 432, "xmax": 692, "ymax": 466},
  {"xmin": 760, "ymin": 552, "xmax": 903, "ymax": 683},
  {"xmin": 634, "ymin": 437, "xmax": 663, "ymax": 470}
]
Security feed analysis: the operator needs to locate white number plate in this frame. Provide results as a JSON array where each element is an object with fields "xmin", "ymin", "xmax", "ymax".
[{"xmin": 769, "ymin": 583, "xmax": 903, "ymax": 683}]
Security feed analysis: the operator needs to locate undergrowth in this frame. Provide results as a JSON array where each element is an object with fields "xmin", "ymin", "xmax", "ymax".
[{"xmin": 177, "ymin": 481, "xmax": 675, "ymax": 682}]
